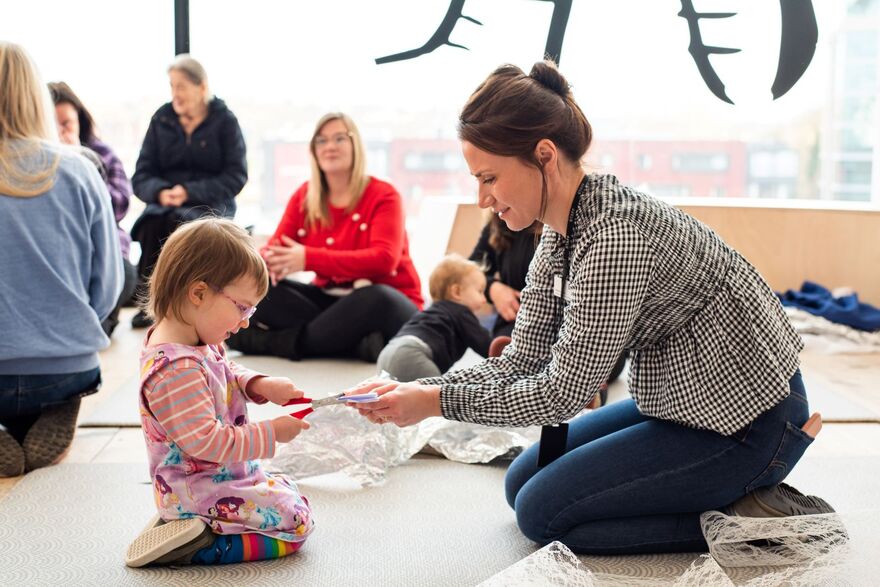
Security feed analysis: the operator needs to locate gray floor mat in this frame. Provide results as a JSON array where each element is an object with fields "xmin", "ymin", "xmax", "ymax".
[
  {"xmin": 1, "ymin": 457, "xmax": 877, "ymax": 585},
  {"xmin": 0, "ymin": 459, "xmax": 533, "ymax": 586}
]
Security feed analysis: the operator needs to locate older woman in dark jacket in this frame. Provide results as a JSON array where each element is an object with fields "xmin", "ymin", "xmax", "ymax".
[{"xmin": 130, "ymin": 54, "xmax": 247, "ymax": 327}]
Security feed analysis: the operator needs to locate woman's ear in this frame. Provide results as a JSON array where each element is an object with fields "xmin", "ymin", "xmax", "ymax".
[
  {"xmin": 188, "ymin": 281, "xmax": 209, "ymax": 307},
  {"xmin": 534, "ymin": 139, "xmax": 557, "ymax": 170}
]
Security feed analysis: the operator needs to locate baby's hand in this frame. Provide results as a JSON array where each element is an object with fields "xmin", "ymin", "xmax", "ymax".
[
  {"xmin": 249, "ymin": 376, "xmax": 303, "ymax": 405},
  {"xmin": 271, "ymin": 415, "xmax": 310, "ymax": 443}
]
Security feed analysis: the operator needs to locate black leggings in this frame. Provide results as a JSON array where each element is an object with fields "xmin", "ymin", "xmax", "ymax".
[
  {"xmin": 102, "ymin": 258, "xmax": 137, "ymax": 336},
  {"xmin": 493, "ymin": 316, "xmax": 515, "ymax": 338},
  {"xmin": 133, "ymin": 211, "xmax": 185, "ymax": 286},
  {"xmin": 252, "ymin": 281, "xmax": 418, "ymax": 358}
]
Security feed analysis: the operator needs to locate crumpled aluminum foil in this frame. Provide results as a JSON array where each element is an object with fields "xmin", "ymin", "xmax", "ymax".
[
  {"xmin": 268, "ymin": 404, "xmax": 540, "ymax": 487},
  {"xmin": 479, "ymin": 511, "xmax": 868, "ymax": 586},
  {"xmin": 267, "ymin": 403, "xmax": 424, "ymax": 486},
  {"xmin": 699, "ymin": 509, "xmax": 849, "ymax": 568},
  {"xmin": 479, "ymin": 542, "xmax": 594, "ymax": 586},
  {"xmin": 418, "ymin": 417, "xmax": 540, "ymax": 463}
]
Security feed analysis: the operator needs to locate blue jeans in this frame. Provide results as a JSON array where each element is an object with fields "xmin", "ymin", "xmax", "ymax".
[
  {"xmin": 505, "ymin": 371, "xmax": 812, "ymax": 554},
  {"xmin": 0, "ymin": 368, "xmax": 101, "ymax": 440}
]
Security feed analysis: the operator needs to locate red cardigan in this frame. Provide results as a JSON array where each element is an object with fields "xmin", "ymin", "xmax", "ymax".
[{"xmin": 271, "ymin": 177, "xmax": 424, "ymax": 308}]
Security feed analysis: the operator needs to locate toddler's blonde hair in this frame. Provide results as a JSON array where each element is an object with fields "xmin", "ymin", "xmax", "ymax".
[{"xmin": 429, "ymin": 254, "xmax": 483, "ymax": 302}]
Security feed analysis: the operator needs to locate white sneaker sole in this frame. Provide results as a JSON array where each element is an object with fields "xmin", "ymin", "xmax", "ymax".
[{"xmin": 125, "ymin": 517, "xmax": 207, "ymax": 568}]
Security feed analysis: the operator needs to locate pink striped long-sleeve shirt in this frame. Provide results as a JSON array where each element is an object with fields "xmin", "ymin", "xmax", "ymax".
[
  {"xmin": 143, "ymin": 353, "xmax": 275, "ymax": 464},
  {"xmin": 139, "ymin": 340, "xmax": 313, "ymax": 540}
]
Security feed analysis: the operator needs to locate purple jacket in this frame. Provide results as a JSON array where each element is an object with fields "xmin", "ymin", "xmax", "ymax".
[{"xmin": 86, "ymin": 137, "xmax": 132, "ymax": 259}]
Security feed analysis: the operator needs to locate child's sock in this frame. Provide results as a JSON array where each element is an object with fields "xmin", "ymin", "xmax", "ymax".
[{"xmin": 189, "ymin": 533, "xmax": 302, "ymax": 565}]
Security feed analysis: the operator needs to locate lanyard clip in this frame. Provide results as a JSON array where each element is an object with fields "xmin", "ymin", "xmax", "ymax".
[{"xmin": 553, "ymin": 275, "xmax": 565, "ymax": 299}]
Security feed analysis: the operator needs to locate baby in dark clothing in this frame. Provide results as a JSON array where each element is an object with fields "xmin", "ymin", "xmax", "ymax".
[{"xmin": 377, "ymin": 254, "xmax": 490, "ymax": 381}]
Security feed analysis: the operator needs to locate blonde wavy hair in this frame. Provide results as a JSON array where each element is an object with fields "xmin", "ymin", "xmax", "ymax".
[
  {"xmin": 304, "ymin": 112, "xmax": 370, "ymax": 228},
  {"xmin": 0, "ymin": 41, "xmax": 59, "ymax": 197}
]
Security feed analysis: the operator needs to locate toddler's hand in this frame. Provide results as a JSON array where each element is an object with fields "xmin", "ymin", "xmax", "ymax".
[
  {"xmin": 271, "ymin": 415, "xmax": 310, "ymax": 443},
  {"xmin": 249, "ymin": 376, "xmax": 304, "ymax": 405}
]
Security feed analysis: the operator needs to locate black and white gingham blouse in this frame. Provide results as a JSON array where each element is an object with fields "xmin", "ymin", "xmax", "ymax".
[{"xmin": 420, "ymin": 174, "xmax": 803, "ymax": 436}]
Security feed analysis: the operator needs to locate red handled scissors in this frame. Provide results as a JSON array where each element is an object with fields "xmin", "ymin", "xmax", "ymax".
[{"xmin": 284, "ymin": 391, "xmax": 379, "ymax": 419}]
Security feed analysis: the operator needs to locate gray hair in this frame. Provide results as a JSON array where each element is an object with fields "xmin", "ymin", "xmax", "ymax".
[{"xmin": 168, "ymin": 54, "xmax": 208, "ymax": 87}]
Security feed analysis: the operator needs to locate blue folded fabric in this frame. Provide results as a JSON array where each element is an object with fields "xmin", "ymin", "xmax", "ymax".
[{"xmin": 778, "ymin": 281, "xmax": 880, "ymax": 332}]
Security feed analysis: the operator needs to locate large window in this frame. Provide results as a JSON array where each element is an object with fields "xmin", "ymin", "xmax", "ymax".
[
  {"xmin": 193, "ymin": 0, "xmax": 880, "ymax": 222},
  {"xmin": 0, "ymin": 2, "xmax": 172, "ymax": 175},
  {"xmin": 4, "ymin": 0, "xmax": 879, "ymax": 234},
  {"xmin": 0, "ymin": 1, "xmax": 172, "ymax": 237}
]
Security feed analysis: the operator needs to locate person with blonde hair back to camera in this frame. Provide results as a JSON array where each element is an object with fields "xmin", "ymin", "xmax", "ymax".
[
  {"xmin": 0, "ymin": 42, "xmax": 122, "ymax": 478},
  {"xmin": 353, "ymin": 60, "xmax": 836, "ymax": 555}
]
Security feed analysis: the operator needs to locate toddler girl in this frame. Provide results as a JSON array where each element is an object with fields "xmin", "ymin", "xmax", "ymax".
[{"xmin": 126, "ymin": 218, "xmax": 314, "ymax": 567}]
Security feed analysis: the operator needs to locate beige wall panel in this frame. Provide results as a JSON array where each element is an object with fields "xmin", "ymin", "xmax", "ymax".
[{"xmin": 448, "ymin": 203, "xmax": 880, "ymax": 304}]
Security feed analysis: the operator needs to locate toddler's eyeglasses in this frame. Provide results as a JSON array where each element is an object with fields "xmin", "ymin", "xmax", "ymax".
[{"xmin": 209, "ymin": 285, "xmax": 257, "ymax": 321}]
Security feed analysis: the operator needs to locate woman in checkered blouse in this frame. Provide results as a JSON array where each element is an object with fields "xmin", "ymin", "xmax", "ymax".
[{"xmin": 353, "ymin": 61, "xmax": 836, "ymax": 554}]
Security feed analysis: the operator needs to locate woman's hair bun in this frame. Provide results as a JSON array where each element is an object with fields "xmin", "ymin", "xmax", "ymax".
[{"xmin": 529, "ymin": 60, "xmax": 569, "ymax": 96}]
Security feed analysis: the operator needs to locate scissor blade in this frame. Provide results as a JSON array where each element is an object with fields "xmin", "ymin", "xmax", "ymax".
[{"xmin": 311, "ymin": 393, "xmax": 345, "ymax": 408}]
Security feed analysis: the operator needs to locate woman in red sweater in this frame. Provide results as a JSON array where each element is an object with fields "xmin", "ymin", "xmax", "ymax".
[{"xmin": 228, "ymin": 113, "xmax": 422, "ymax": 361}]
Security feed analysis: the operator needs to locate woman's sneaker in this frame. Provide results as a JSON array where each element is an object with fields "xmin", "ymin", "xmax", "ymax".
[
  {"xmin": 131, "ymin": 309, "xmax": 154, "ymax": 329},
  {"xmin": 22, "ymin": 398, "xmax": 81, "ymax": 471},
  {"xmin": 0, "ymin": 428, "xmax": 25, "ymax": 477},
  {"xmin": 125, "ymin": 516, "xmax": 215, "ymax": 567},
  {"xmin": 723, "ymin": 484, "xmax": 848, "ymax": 558},
  {"xmin": 355, "ymin": 331, "xmax": 385, "ymax": 363},
  {"xmin": 726, "ymin": 483, "xmax": 836, "ymax": 518},
  {"xmin": 227, "ymin": 324, "xmax": 301, "ymax": 360}
]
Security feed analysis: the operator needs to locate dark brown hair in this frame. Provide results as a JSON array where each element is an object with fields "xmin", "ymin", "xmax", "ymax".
[
  {"xmin": 458, "ymin": 60, "xmax": 592, "ymax": 221},
  {"xmin": 487, "ymin": 212, "xmax": 542, "ymax": 252},
  {"xmin": 47, "ymin": 81, "xmax": 96, "ymax": 144}
]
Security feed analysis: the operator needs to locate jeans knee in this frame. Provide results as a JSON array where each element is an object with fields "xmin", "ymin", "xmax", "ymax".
[
  {"xmin": 514, "ymin": 498, "xmax": 557, "ymax": 545},
  {"xmin": 503, "ymin": 456, "xmax": 534, "ymax": 510},
  {"xmin": 503, "ymin": 473, "xmax": 520, "ymax": 510}
]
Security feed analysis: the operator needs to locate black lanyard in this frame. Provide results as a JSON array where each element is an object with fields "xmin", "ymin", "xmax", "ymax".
[
  {"xmin": 539, "ymin": 184, "xmax": 583, "ymax": 467},
  {"xmin": 553, "ymin": 186, "xmax": 582, "ymax": 303}
]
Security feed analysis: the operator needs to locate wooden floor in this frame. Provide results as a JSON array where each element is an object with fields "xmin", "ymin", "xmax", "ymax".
[{"xmin": 2, "ymin": 307, "xmax": 880, "ymax": 503}]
